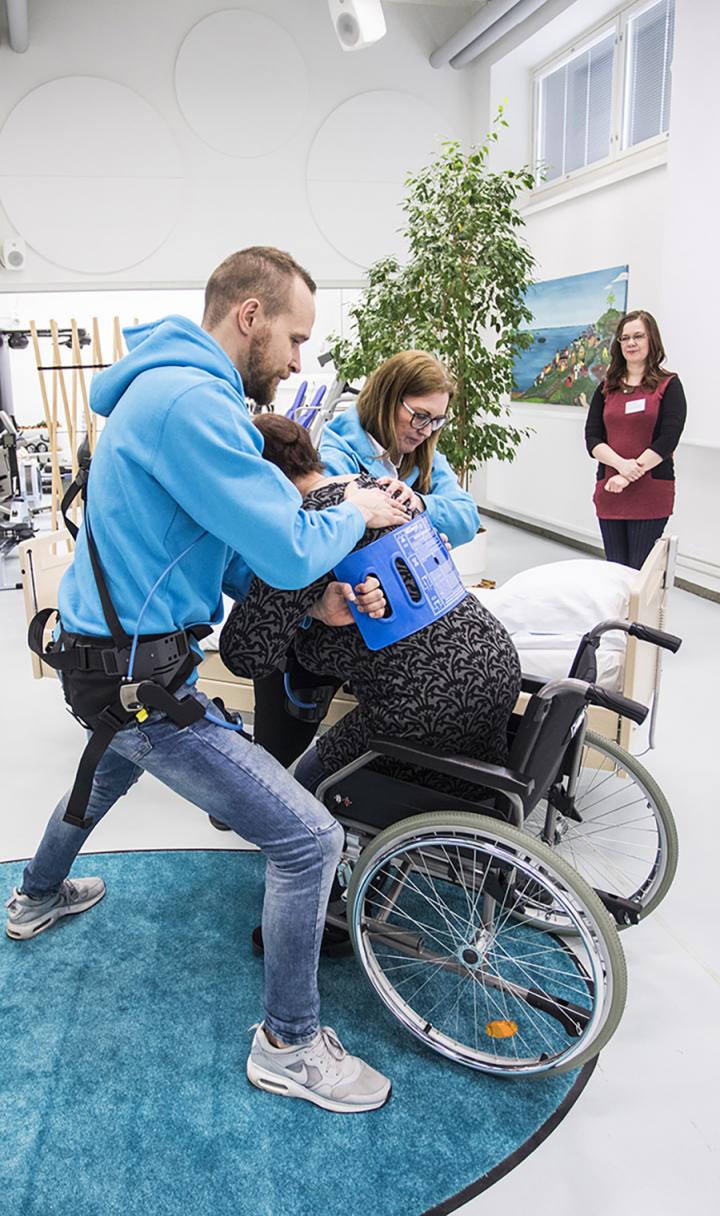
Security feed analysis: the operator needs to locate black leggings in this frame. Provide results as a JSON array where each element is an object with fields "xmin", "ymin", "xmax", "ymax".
[
  {"xmin": 598, "ymin": 517, "xmax": 668, "ymax": 570},
  {"xmin": 252, "ymin": 668, "xmax": 341, "ymax": 768}
]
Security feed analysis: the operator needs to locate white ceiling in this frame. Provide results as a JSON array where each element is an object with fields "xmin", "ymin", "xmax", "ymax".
[{"xmin": 389, "ymin": 1, "xmax": 483, "ymax": 8}]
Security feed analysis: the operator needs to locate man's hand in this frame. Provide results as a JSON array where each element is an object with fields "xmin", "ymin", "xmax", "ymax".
[
  {"xmin": 344, "ymin": 481, "xmax": 411, "ymax": 529},
  {"xmin": 376, "ymin": 476, "xmax": 423, "ymax": 513},
  {"xmin": 309, "ymin": 576, "xmax": 386, "ymax": 627},
  {"xmin": 605, "ymin": 474, "xmax": 629, "ymax": 494}
]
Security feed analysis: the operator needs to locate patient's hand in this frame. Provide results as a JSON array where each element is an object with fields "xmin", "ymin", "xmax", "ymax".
[
  {"xmin": 605, "ymin": 474, "xmax": 629, "ymax": 494},
  {"xmin": 376, "ymin": 477, "xmax": 423, "ymax": 513},
  {"xmin": 344, "ymin": 481, "xmax": 410, "ymax": 528},
  {"xmin": 309, "ymin": 576, "xmax": 386, "ymax": 627}
]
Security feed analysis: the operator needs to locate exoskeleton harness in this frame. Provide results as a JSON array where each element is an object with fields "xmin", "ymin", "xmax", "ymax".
[{"xmin": 28, "ymin": 442, "xmax": 246, "ymax": 830}]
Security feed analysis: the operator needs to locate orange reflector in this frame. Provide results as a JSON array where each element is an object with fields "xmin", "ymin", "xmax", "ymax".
[{"xmin": 485, "ymin": 1019, "xmax": 518, "ymax": 1039}]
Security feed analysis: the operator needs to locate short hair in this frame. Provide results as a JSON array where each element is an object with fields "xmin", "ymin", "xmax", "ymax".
[
  {"xmin": 202, "ymin": 246, "xmax": 317, "ymax": 329},
  {"xmin": 253, "ymin": 412, "xmax": 324, "ymax": 482}
]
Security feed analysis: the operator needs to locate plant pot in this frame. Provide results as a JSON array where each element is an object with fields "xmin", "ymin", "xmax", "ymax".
[{"xmin": 452, "ymin": 525, "xmax": 488, "ymax": 586}]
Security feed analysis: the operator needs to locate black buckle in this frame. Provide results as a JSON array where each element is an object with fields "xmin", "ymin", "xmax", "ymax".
[
  {"xmin": 101, "ymin": 648, "xmax": 128, "ymax": 676},
  {"xmin": 97, "ymin": 704, "xmax": 130, "ymax": 731}
]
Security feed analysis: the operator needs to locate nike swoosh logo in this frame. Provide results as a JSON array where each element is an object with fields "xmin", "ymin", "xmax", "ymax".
[{"xmin": 284, "ymin": 1062, "xmax": 310, "ymax": 1085}]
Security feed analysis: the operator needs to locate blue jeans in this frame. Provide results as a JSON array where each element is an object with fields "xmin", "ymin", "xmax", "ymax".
[
  {"xmin": 294, "ymin": 745, "xmax": 330, "ymax": 795},
  {"xmin": 21, "ymin": 688, "xmax": 344, "ymax": 1046}
]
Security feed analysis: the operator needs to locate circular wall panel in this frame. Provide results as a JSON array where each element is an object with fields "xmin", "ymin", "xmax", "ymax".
[
  {"xmin": 0, "ymin": 77, "xmax": 182, "ymax": 273},
  {"xmin": 175, "ymin": 10, "xmax": 309, "ymax": 157},
  {"xmin": 307, "ymin": 90, "xmax": 447, "ymax": 268}
]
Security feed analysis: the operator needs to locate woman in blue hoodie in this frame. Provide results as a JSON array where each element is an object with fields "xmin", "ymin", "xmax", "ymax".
[
  {"xmin": 319, "ymin": 350, "xmax": 479, "ymax": 547},
  {"xmin": 252, "ymin": 350, "xmax": 481, "ymax": 767}
]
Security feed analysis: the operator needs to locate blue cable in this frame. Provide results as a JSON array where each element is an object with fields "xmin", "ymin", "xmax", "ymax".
[
  {"xmin": 126, "ymin": 532, "xmax": 246, "ymax": 734},
  {"xmin": 283, "ymin": 671, "xmax": 319, "ymax": 711},
  {"xmin": 203, "ymin": 710, "xmax": 246, "ymax": 732},
  {"xmin": 127, "ymin": 534, "xmax": 207, "ymax": 678}
]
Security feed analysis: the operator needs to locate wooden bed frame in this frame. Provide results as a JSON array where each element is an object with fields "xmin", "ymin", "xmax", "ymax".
[{"xmin": 18, "ymin": 530, "xmax": 677, "ymax": 748}]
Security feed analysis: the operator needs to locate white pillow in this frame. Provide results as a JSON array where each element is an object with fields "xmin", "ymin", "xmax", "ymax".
[
  {"xmin": 470, "ymin": 560, "xmax": 636, "ymax": 636},
  {"xmin": 513, "ymin": 644, "xmax": 625, "ymax": 691}
]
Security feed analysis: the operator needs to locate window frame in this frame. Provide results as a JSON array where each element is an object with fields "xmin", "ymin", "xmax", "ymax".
[{"xmin": 531, "ymin": 0, "xmax": 673, "ymax": 198}]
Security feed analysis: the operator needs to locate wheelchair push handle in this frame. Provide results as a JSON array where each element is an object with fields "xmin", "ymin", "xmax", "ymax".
[
  {"xmin": 586, "ymin": 684, "xmax": 648, "ymax": 725},
  {"xmin": 627, "ymin": 622, "xmax": 682, "ymax": 653},
  {"xmin": 584, "ymin": 618, "xmax": 682, "ymax": 654}
]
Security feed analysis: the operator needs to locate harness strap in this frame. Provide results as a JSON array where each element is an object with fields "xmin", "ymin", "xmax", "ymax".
[
  {"xmin": 60, "ymin": 474, "xmax": 84, "ymax": 543},
  {"xmin": 63, "ymin": 719, "xmax": 126, "ymax": 829},
  {"xmin": 84, "ymin": 512, "xmax": 131, "ymax": 650},
  {"xmin": 32, "ymin": 439, "xmax": 218, "ymax": 829},
  {"xmin": 62, "ymin": 657, "xmax": 203, "ymax": 831}
]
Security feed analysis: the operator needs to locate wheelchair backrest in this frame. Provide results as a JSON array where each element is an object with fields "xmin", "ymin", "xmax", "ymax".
[{"xmin": 508, "ymin": 684, "xmax": 588, "ymax": 815}]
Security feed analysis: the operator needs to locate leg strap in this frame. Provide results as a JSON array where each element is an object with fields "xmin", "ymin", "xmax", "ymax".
[{"xmin": 63, "ymin": 721, "xmax": 121, "ymax": 829}]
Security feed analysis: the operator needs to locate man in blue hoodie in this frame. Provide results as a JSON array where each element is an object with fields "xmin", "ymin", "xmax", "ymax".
[{"xmin": 5, "ymin": 247, "xmax": 407, "ymax": 1113}]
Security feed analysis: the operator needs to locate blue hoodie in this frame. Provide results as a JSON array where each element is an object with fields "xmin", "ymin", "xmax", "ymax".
[
  {"xmin": 58, "ymin": 316, "xmax": 365, "ymax": 643},
  {"xmin": 319, "ymin": 403, "xmax": 479, "ymax": 548}
]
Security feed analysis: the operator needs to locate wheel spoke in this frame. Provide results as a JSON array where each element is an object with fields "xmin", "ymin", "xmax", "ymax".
[{"xmin": 348, "ymin": 818, "xmax": 625, "ymax": 1075}]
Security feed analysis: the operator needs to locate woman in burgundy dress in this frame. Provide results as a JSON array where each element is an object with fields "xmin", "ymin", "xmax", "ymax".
[{"xmin": 585, "ymin": 310, "xmax": 686, "ymax": 569}]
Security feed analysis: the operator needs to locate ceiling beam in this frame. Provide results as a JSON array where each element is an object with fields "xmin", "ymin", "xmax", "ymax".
[{"xmin": 430, "ymin": 0, "xmax": 521, "ymax": 68}]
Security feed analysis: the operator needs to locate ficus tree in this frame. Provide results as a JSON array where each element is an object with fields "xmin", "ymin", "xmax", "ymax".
[{"xmin": 329, "ymin": 109, "xmax": 536, "ymax": 489}]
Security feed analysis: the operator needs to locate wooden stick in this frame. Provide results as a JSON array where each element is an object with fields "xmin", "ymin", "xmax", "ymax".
[
  {"xmin": 30, "ymin": 320, "xmax": 60, "ymax": 532},
  {"xmin": 112, "ymin": 316, "xmax": 125, "ymax": 364},
  {"xmin": 91, "ymin": 318, "xmax": 105, "ymax": 450},
  {"xmin": 71, "ymin": 318, "xmax": 93, "ymax": 442},
  {"xmin": 50, "ymin": 319, "xmax": 77, "ymax": 479}
]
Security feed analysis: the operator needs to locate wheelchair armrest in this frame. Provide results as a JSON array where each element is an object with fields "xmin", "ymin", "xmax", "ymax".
[{"xmin": 367, "ymin": 737, "xmax": 534, "ymax": 801}]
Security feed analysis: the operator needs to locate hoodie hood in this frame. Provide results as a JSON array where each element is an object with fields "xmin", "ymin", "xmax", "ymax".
[
  {"xmin": 90, "ymin": 314, "xmax": 243, "ymax": 417},
  {"xmin": 323, "ymin": 403, "xmax": 379, "ymax": 462}
]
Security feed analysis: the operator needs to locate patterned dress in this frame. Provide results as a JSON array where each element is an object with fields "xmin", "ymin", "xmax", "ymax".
[{"xmin": 220, "ymin": 477, "xmax": 521, "ymax": 800}]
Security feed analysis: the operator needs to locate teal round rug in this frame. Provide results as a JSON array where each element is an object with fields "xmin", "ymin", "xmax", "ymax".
[{"xmin": 0, "ymin": 851, "xmax": 594, "ymax": 1215}]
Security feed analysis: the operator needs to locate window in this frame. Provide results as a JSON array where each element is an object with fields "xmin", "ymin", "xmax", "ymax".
[
  {"xmin": 537, "ymin": 29, "xmax": 615, "ymax": 182},
  {"xmin": 623, "ymin": 0, "xmax": 675, "ymax": 148},
  {"xmin": 534, "ymin": 0, "xmax": 675, "ymax": 187}
]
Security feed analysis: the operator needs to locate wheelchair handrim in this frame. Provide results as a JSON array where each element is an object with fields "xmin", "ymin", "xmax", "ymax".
[{"xmin": 348, "ymin": 820, "xmax": 622, "ymax": 1076}]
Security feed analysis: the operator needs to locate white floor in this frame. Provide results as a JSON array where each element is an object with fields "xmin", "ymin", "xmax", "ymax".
[{"xmin": 2, "ymin": 520, "xmax": 719, "ymax": 1215}]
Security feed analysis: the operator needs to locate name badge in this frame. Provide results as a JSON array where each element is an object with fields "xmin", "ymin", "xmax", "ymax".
[{"xmin": 625, "ymin": 398, "xmax": 646, "ymax": 414}]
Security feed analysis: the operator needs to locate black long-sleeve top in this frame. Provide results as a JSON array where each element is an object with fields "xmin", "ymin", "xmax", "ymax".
[{"xmin": 585, "ymin": 375, "xmax": 687, "ymax": 479}]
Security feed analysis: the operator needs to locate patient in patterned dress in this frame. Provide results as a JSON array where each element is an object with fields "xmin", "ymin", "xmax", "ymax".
[{"xmin": 220, "ymin": 414, "xmax": 521, "ymax": 802}]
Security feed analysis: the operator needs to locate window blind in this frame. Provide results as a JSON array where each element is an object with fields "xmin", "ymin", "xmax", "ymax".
[{"xmin": 623, "ymin": 0, "xmax": 675, "ymax": 148}]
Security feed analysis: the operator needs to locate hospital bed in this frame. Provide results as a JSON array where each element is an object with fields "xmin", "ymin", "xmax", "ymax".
[{"xmin": 19, "ymin": 530, "xmax": 677, "ymax": 750}]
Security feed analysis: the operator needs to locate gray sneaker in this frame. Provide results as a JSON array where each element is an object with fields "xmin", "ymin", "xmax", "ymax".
[
  {"xmin": 247, "ymin": 1023, "xmax": 391, "ymax": 1113},
  {"xmin": 5, "ymin": 877, "xmax": 106, "ymax": 940}
]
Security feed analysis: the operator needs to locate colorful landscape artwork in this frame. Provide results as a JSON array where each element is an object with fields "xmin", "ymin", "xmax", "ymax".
[{"xmin": 512, "ymin": 265, "xmax": 629, "ymax": 406}]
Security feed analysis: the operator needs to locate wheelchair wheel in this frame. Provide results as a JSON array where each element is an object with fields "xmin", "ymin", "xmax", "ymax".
[
  {"xmin": 523, "ymin": 729, "xmax": 678, "ymax": 926},
  {"xmin": 346, "ymin": 811, "xmax": 626, "ymax": 1077}
]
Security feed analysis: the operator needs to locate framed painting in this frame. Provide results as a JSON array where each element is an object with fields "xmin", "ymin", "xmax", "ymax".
[{"xmin": 512, "ymin": 265, "xmax": 629, "ymax": 406}]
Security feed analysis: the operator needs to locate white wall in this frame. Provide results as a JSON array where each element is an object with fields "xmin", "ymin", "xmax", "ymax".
[
  {"xmin": 467, "ymin": 0, "xmax": 720, "ymax": 589},
  {"xmin": 0, "ymin": 0, "xmax": 473, "ymax": 290},
  {"xmin": 0, "ymin": 1, "xmax": 474, "ymax": 425}
]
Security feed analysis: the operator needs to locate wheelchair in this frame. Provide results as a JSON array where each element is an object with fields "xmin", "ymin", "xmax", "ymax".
[
  {"xmin": 312, "ymin": 619, "xmax": 680, "ymax": 1079},
  {"xmin": 521, "ymin": 618, "xmax": 681, "ymax": 928}
]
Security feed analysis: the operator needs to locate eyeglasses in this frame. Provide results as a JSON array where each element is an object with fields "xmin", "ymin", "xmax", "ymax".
[
  {"xmin": 619, "ymin": 333, "xmax": 647, "ymax": 344},
  {"xmin": 400, "ymin": 400, "xmax": 448, "ymax": 433}
]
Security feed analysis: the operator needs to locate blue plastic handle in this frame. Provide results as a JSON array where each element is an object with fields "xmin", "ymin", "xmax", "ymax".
[{"xmin": 334, "ymin": 515, "xmax": 467, "ymax": 651}]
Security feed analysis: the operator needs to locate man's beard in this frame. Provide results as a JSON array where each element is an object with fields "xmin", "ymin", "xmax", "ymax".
[{"xmin": 244, "ymin": 327, "xmax": 278, "ymax": 406}]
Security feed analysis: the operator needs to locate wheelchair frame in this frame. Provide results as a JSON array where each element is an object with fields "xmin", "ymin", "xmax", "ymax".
[{"xmin": 311, "ymin": 660, "xmax": 675, "ymax": 1078}]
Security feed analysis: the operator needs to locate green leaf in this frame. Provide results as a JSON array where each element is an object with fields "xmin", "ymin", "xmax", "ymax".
[{"xmin": 328, "ymin": 107, "xmax": 535, "ymax": 474}]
